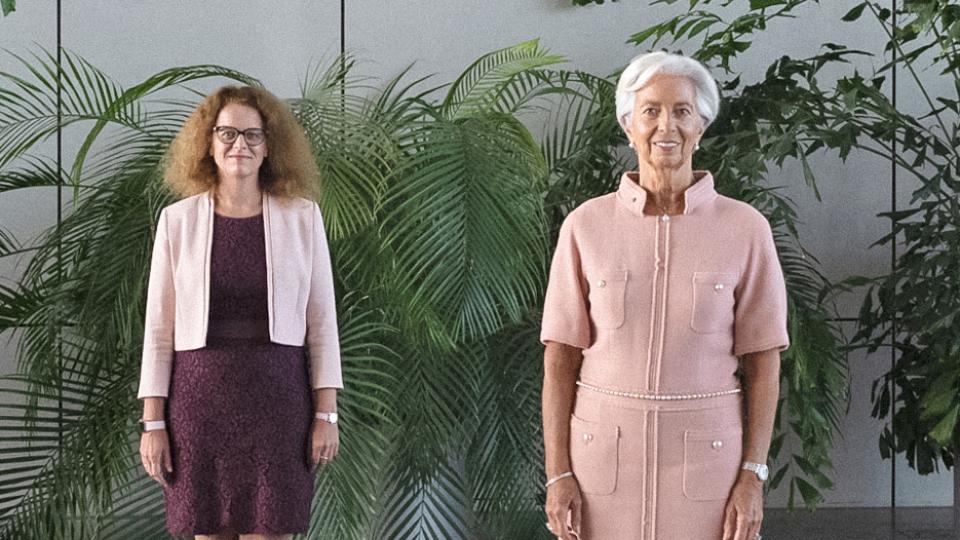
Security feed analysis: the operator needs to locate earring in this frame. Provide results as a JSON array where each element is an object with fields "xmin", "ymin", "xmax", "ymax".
[
  {"xmin": 694, "ymin": 143, "xmax": 700, "ymax": 151},
  {"xmin": 628, "ymin": 141, "xmax": 635, "ymax": 149}
]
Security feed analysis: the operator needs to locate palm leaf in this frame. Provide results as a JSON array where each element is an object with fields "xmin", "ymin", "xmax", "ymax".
[
  {"xmin": 383, "ymin": 114, "xmax": 547, "ymax": 342},
  {"xmin": 441, "ymin": 40, "xmax": 565, "ymax": 120}
]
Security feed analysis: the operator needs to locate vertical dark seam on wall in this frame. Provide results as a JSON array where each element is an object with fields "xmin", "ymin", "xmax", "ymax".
[
  {"xmin": 55, "ymin": 0, "xmax": 63, "ymax": 449},
  {"xmin": 889, "ymin": 0, "xmax": 898, "ymax": 513},
  {"xmin": 340, "ymin": 0, "xmax": 346, "ymax": 105}
]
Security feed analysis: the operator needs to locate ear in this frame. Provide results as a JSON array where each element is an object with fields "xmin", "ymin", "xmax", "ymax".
[{"xmin": 620, "ymin": 118, "xmax": 635, "ymax": 145}]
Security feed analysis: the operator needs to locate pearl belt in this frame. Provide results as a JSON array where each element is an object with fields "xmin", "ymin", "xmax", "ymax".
[{"xmin": 576, "ymin": 380, "xmax": 742, "ymax": 401}]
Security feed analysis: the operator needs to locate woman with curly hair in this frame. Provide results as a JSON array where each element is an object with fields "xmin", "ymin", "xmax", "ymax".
[{"xmin": 136, "ymin": 85, "xmax": 342, "ymax": 540}]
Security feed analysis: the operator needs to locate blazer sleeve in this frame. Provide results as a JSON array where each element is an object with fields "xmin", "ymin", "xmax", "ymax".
[
  {"xmin": 540, "ymin": 214, "xmax": 591, "ymax": 349},
  {"xmin": 733, "ymin": 220, "xmax": 791, "ymax": 357},
  {"xmin": 305, "ymin": 203, "xmax": 343, "ymax": 389},
  {"xmin": 138, "ymin": 208, "xmax": 176, "ymax": 399}
]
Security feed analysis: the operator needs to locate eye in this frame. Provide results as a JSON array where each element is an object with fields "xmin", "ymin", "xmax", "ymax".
[
  {"xmin": 676, "ymin": 108, "xmax": 691, "ymax": 117},
  {"xmin": 642, "ymin": 107, "xmax": 658, "ymax": 117}
]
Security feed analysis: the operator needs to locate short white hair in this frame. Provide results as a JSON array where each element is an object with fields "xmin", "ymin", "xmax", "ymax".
[{"xmin": 616, "ymin": 51, "xmax": 720, "ymax": 129}]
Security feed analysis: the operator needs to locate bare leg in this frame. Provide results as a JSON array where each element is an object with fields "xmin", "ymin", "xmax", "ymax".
[
  {"xmin": 196, "ymin": 535, "xmax": 239, "ymax": 540},
  {"xmin": 239, "ymin": 535, "xmax": 294, "ymax": 540}
]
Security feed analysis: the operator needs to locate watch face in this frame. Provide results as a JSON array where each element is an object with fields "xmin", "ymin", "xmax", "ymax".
[
  {"xmin": 758, "ymin": 464, "xmax": 769, "ymax": 481},
  {"xmin": 329, "ymin": 412, "xmax": 339, "ymax": 423}
]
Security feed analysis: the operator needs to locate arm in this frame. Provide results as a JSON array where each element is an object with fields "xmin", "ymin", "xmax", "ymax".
[
  {"xmin": 739, "ymin": 347, "xmax": 781, "ymax": 482},
  {"xmin": 723, "ymin": 347, "xmax": 780, "ymax": 540},
  {"xmin": 543, "ymin": 341, "xmax": 584, "ymax": 540},
  {"xmin": 305, "ymin": 203, "xmax": 342, "ymax": 469},
  {"xmin": 305, "ymin": 203, "xmax": 342, "ymax": 390},
  {"xmin": 543, "ymin": 341, "xmax": 583, "ymax": 478},
  {"xmin": 138, "ymin": 209, "xmax": 176, "ymax": 486}
]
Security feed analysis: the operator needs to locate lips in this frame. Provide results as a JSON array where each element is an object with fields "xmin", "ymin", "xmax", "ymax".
[{"xmin": 653, "ymin": 141, "xmax": 680, "ymax": 148}]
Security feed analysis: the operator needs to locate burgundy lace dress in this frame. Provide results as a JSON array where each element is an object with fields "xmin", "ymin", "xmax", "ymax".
[{"xmin": 163, "ymin": 212, "xmax": 314, "ymax": 536}]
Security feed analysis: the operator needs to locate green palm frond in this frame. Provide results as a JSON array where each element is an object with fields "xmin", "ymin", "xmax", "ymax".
[
  {"xmin": 383, "ymin": 114, "xmax": 547, "ymax": 342},
  {"xmin": 291, "ymin": 56, "xmax": 399, "ymax": 242},
  {"xmin": 441, "ymin": 40, "xmax": 565, "ymax": 120},
  {"xmin": 0, "ymin": 49, "xmax": 132, "ymax": 169},
  {"xmin": 372, "ymin": 460, "xmax": 473, "ymax": 540},
  {"xmin": 465, "ymin": 319, "xmax": 550, "ymax": 540},
  {"xmin": 304, "ymin": 294, "xmax": 398, "ymax": 540},
  {"xmin": 541, "ymin": 70, "xmax": 625, "ymax": 219}
]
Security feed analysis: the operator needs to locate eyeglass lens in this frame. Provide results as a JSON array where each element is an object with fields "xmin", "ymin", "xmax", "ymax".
[{"xmin": 214, "ymin": 127, "xmax": 265, "ymax": 146}]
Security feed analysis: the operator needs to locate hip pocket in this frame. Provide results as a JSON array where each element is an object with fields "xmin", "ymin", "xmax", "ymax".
[
  {"xmin": 682, "ymin": 426, "xmax": 742, "ymax": 501},
  {"xmin": 587, "ymin": 270, "xmax": 628, "ymax": 329},
  {"xmin": 690, "ymin": 271, "xmax": 738, "ymax": 334},
  {"xmin": 569, "ymin": 414, "xmax": 620, "ymax": 495}
]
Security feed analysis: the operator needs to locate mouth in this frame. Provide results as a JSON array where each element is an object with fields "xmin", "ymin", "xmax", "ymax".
[
  {"xmin": 228, "ymin": 155, "xmax": 252, "ymax": 159},
  {"xmin": 652, "ymin": 141, "xmax": 680, "ymax": 149}
]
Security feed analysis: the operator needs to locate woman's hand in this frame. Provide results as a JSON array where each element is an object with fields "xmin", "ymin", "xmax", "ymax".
[
  {"xmin": 308, "ymin": 420, "xmax": 340, "ymax": 471},
  {"xmin": 139, "ymin": 430, "xmax": 173, "ymax": 487},
  {"xmin": 545, "ymin": 476, "xmax": 582, "ymax": 540},
  {"xmin": 722, "ymin": 474, "xmax": 764, "ymax": 540}
]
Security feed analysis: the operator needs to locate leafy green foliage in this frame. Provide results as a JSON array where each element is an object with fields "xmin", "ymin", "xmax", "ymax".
[{"xmin": 0, "ymin": 33, "xmax": 852, "ymax": 540}]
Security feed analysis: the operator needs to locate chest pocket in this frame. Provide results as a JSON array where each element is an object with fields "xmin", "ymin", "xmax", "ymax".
[
  {"xmin": 690, "ymin": 271, "xmax": 738, "ymax": 334},
  {"xmin": 587, "ymin": 270, "xmax": 628, "ymax": 329}
]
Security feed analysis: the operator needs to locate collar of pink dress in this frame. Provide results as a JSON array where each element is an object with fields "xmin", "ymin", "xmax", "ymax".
[{"xmin": 615, "ymin": 170, "xmax": 717, "ymax": 217}]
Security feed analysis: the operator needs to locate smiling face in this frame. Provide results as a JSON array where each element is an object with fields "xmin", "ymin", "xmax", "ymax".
[
  {"xmin": 624, "ymin": 74, "xmax": 705, "ymax": 173},
  {"xmin": 210, "ymin": 102, "xmax": 268, "ymax": 181}
]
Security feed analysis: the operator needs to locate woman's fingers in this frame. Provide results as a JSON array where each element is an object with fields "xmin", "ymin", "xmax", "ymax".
[
  {"xmin": 162, "ymin": 441, "xmax": 173, "ymax": 474},
  {"xmin": 569, "ymin": 496, "xmax": 582, "ymax": 537},
  {"xmin": 545, "ymin": 499, "xmax": 571, "ymax": 538},
  {"xmin": 545, "ymin": 504, "xmax": 563, "ymax": 539},
  {"xmin": 140, "ymin": 433, "xmax": 170, "ymax": 486},
  {"xmin": 722, "ymin": 503, "xmax": 737, "ymax": 540},
  {"xmin": 309, "ymin": 421, "xmax": 341, "ymax": 471}
]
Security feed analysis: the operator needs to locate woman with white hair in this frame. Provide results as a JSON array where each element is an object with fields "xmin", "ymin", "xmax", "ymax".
[{"xmin": 540, "ymin": 52, "xmax": 788, "ymax": 540}]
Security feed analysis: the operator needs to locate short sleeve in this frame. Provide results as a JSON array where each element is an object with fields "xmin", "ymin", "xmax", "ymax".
[
  {"xmin": 540, "ymin": 215, "xmax": 591, "ymax": 349},
  {"xmin": 733, "ymin": 223, "xmax": 790, "ymax": 357}
]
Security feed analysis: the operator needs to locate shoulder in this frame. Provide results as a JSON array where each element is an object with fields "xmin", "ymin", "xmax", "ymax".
[
  {"xmin": 562, "ymin": 192, "xmax": 618, "ymax": 230},
  {"xmin": 161, "ymin": 191, "xmax": 206, "ymax": 222},
  {"xmin": 712, "ymin": 194, "xmax": 773, "ymax": 234},
  {"xmin": 272, "ymin": 194, "xmax": 317, "ymax": 214}
]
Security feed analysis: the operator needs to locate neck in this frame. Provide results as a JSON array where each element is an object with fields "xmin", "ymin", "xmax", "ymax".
[
  {"xmin": 635, "ymin": 162, "xmax": 695, "ymax": 215},
  {"xmin": 214, "ymin": 175, "xmax": 262, "ymax": 214}
]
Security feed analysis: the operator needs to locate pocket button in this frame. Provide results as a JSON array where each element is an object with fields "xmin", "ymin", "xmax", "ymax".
[
  {"xmin": 583, "ymin": 433, "xmax": 593, "ymax": 443},
  {"xmin": 712, "ymin": 440, "xmax": 723, "ymax": 450},
  {"xmin": 597, "ymin": 280, "xmax": 606, "ymax": 288},
  {"xmin": 714, "ymin": 283, "xmax": 724, "ymax": 291}
]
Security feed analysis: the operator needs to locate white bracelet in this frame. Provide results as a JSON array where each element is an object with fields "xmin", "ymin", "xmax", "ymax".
[
  {"xmin": 545, "ymin": 471, "xmax": 574, "ymax": 488},
  {"xmin": 142, "ymin": 420, "xmax": 166, "ymax": 432}
]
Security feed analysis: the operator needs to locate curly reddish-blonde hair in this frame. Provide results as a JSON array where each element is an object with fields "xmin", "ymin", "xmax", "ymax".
[{"xmin": 163, "ymin": 85, "xmax": 318, "ymax": 199}]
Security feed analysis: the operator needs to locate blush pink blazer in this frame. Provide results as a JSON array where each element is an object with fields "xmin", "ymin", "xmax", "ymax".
[{"xmin": 136, "ymin": 189, "xmax": 342, "ymax": 399}]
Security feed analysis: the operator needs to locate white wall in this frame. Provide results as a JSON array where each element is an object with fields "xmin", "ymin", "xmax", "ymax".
[{"xmin": 0, "ymin": 0, "xmax": 951, "ymax": 509}]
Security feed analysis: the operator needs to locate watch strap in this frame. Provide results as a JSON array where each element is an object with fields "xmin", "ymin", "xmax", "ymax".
[
  {"xmin": 139, "ymin": 419, "xmax": 166, "ymax": 432},
  {"xmin": 314, "ymin": 411, "xmax": 338, "ymax": 424}
]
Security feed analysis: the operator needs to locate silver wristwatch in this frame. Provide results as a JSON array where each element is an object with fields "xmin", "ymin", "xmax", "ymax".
[
  {"xmin": 314, "ymin": 411, "xmax": 339, "ymax": 424},
  {"xmin": 741, "ymin": 461, "xmax": 769, "ymax": 481}
]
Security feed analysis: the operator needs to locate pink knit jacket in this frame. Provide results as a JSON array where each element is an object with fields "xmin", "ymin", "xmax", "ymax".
[{"xmin": 136, "ymin": 190, "xmax": 342, "ymax": 399}]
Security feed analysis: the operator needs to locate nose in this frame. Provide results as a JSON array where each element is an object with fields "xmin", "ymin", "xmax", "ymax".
[
  {"xmin": 657, "ymin": 111, "xmax": 674, "ymax": 132},
  {"xmin": 230, "ymin": 135, "xmax": 250, "ymax": 151}
]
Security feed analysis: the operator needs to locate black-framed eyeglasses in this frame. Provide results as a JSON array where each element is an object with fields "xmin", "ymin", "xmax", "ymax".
[{"xmin": 212, "ymin": 126, "xmax": 267, "ymax": 146}]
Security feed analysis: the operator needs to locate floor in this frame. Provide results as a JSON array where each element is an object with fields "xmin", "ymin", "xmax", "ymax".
[{"xmin": 762, "ymin": 507, "xmax": 958, "ymax": 539}]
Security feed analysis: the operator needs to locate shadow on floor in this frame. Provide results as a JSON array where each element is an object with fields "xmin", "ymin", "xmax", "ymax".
[{"xmin": 763, "ymin": 507, "xmax": 957, "ymax": 540}]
